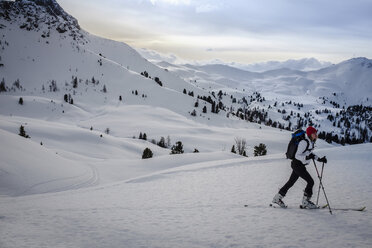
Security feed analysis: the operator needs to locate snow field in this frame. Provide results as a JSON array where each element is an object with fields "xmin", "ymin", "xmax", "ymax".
[
  {"xmin": 0, "ymin": 144, "xmax": 371, "ymax": 248},
  {"xmin": 1, "ymin": 2, "xmax": 371, "ymax": 247},
  {"xmin": 4, "ymin": 95, "xmax": 368, "ymax": 247},
  {"xmin": 0, "ymin": 98, "xmax": 295, "ymax": 195}
]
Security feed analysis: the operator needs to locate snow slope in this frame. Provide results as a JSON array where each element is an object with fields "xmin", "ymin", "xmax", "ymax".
[
  {"xmin": 1, "ymin": 1, "xmax": 372, "ymax": 247},
  {"xmin": 0, "ymin": 0, "xmax": 210, "ymax": 121},
  {"xmin": 0, "ymin": 97, "xmax": 302, "ymax": 195},
  {"xmin": 1, "ymin": 144, "xmax": 371, "ymax": 248}
]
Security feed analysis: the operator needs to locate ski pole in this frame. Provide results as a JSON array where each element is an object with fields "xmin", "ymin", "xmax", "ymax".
[
  {"xmin": 312, "ymin": 159, "xmax": 333, "ymax": 215},
  {"xmin": 316, "ymin": 162, "xmax": 325, "ymax": 206}
]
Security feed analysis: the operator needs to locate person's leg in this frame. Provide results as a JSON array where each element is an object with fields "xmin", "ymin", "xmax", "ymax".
[
  {"xmin": 278, "ymin": 170, "xmax": 299, "ymax": 197},
  {"xmin": 292, "ymin": 164, "xmax": 314, "ymax": 197},
  {"xmin": 291, "ymin": 163, "xmax": 318, "ymax": 208}
]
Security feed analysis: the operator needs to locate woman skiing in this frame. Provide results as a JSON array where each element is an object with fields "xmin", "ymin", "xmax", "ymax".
[{"xmin": 272, "ymin": 126, "xmax": 327, "ymax": 208}]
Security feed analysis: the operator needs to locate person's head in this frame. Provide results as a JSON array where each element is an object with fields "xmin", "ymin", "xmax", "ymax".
[{"xmin": 306, "ymin": 126, "xmax": 317, "ymax": 141}]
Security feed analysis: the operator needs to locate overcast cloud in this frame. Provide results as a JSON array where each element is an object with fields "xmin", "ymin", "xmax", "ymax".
[{"xmin": 58, "ymin": 0, "xmax": 372, "ymax": 63}]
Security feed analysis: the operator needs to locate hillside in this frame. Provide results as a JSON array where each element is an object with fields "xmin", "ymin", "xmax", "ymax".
[
  {"xmin": 1, "ymin": 0, "xmax": 372, "ymax": 146},
  {"xmin": 1, "ymin": 140, "xmax": 371, "ymax": 247},
  {"xmin": 0, "ymin": 1, "xmax": 372, "ymax": 247},
  {"xmin": 0, "ymin": 0, "xmax": 213, "ymax": 120},
  {"xmin": 157, "ymin": 58, "xmax": 372, "ymax": 144}
]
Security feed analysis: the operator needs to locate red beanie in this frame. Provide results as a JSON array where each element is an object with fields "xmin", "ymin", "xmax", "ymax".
[{"xmin": 306, "ymin": 126, "xmax": 317, "ymax": 137}]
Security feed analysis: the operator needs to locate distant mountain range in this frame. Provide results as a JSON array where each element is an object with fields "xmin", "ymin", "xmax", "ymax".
[
  {"xmin": 231, "ymin": 58, "xmax": 332, "ymax": 72},
  {"xmin": 157, "ymin": 57, "xmax": 372, "ymax": 106},
  {"xmin": 138, "ymin": 48, "xmax": 332, "ymax": 72},
  {"xmin": 0, "ymin": 0, "xmax": 371, "ymax": 145}
]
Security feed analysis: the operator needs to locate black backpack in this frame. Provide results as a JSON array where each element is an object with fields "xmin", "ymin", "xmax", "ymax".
[{"xmin": 286, "ymin": 129, "xmax": 309, "ymax": 159}]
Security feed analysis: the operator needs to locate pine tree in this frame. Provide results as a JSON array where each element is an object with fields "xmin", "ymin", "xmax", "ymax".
[
  {"xmin": 211, "ymin": 101, "xmax": 216, "ymax": 113},
  {"xmin": 231, "ymin": 145, "xmax": 236, "ymax": 154},
  {"xmin": 0, "ymin": 78, "xmax": 7, "ymax": 92},
  {"xmin": 72, "ymin": 76, "xmax": 78, "ymax": 88},
  {"xmin": 19, "ymin": 125, "xmax": 30, "ymax": 138},
  {"xmin": 254, "ymin": 143, "xmax": 267, "ymax": 156},
  {"xmin": 171, "ymin": 141, "xmax": 184, "ymax": 154},
  {"xmin": 141, "ymin": 71, "xmax": 149, "ymax": 78},
  {"xmin": 154, "ymin": 77, "xmax": 162, "ymax": 86},
  {"xmin": 142, "ymin": 148, "xmax": 153, "ymax": 159},
  {"xmin": 157, "ymin": 137, "xmax": 166, "ymax": 148}
]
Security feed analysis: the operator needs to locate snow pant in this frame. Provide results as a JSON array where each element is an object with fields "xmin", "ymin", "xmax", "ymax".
[{"xmin": 279, "ymin": 159, "xmax": 314, "ymax": 197}]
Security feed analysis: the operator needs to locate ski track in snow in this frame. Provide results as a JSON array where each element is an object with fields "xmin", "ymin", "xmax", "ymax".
[
  {"xmin": 13, "ymin": 162, "xmax": 99, "ymax": 196},
  {"xmin": 1, "ymin": 147, "xmax": 372, "ymax": 248}
]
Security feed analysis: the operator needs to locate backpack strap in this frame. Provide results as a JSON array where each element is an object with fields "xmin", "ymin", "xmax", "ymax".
[
  {"xmin": 302, "ymin": 139, "xmax": 310, "ymax": 154},
  {"xmin": 292, "ymin": 130, "xmax": 305, "ymax": 138}
]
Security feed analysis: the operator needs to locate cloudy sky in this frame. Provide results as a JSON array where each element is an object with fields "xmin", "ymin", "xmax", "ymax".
[{"xmin": 58, "ymin": 0, "xmax": 372, "ymax": 64}]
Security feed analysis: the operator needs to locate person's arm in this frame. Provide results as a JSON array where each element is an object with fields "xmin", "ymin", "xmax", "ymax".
[{"xmin": 295, "ymin": 140, "xmax": 318, "ymax": 164}]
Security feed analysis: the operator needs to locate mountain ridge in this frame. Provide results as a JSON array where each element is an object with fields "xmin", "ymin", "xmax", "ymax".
[{"xmin": 0, "ymin": 0, "xmax": 371, "ymax": 146}]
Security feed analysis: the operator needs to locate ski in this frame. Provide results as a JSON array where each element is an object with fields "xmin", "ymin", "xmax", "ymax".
[
  {"xmin": 331, "ymin": 206, "xmax": 366, "ymax": 212},
  {"xmin": 300, "ymin": 204, "xmax": 366, "ymax": 212},
  {"xmin": 244, "ymin": 204, "xmax": 365, "ymax": 212},
  {"xmin": 243, "ymin": 204, "xmax": 287, "ymax": 209}
]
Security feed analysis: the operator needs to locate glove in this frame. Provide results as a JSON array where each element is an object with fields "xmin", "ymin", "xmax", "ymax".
[
  {"xmin": 318, "ymin": 156, "xmax": 327, "ymax": 163},
  {"xmin": 306, "ymin": 153, "xmax": 316, "ymax": 160}
]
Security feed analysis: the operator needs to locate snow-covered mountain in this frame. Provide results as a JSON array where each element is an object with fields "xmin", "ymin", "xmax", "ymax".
[
  {"xmin": 1, "ymin": 0, "xmax": 371, "ymax": 145},
  {"xmin": 138, "ymin": 48, "xmax": 331, "ymax": 72},
  {"xmin": 0, "ymin": 0, "xmax": 211, "ymax": 116},
  {"xmin": 159, "ymin": 58, "xmax": 372, "ymax": 105},
  {"xmin": 157, "ymin": 58, "xmax": 372, "ymax": 144},
  {"xmin": 1, "ymin": 2, "xmax": 372, "ymax": 247},
  {"xmin": 234, "ymin": 57, "xmax": 332, "ymax": 72}
]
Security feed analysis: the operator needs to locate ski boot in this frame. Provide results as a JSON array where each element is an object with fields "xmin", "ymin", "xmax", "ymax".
[
  {"xmin": 301, "ymin": 195, "xmax": 319, "ymax": 209},
  {"xmin": 272, "ymin": 193, "xmax": 287, "ymax": 208}
]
